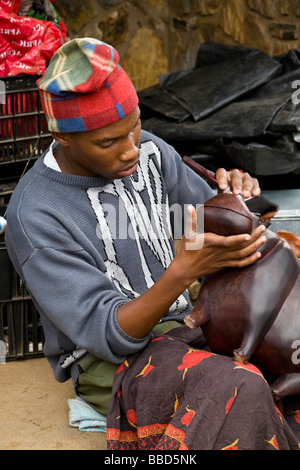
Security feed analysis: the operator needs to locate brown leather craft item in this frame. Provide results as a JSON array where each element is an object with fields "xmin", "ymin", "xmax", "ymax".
[
  {"xmin": 184, "ymin": 192, "xmax": 300, "ymax": 402},
  {"xmin": 277, "ymin": 230, "xmax": 300, "ymax": 259}
]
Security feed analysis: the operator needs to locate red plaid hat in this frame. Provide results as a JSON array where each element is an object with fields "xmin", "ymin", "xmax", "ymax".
[{"xmin": 37, "ymin": 38, "xmax": 139, "ymax": 133}]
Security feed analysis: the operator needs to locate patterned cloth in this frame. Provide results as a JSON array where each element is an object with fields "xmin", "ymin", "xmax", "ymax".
[
  {"xmin": 37, "ymin": 38, "xmax": 138, "ymax": 133},
  {"xmin": 106, "ymin": 326, "xmax": 300, "ymax": 450}
]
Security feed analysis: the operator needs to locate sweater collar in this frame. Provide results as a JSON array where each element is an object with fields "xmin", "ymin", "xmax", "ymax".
[{"xmin": 34, "ymin": 141, "xmax": 115, "ymax": 188}]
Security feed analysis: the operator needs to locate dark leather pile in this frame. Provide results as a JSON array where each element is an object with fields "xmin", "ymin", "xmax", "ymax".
[{"xmin": 139, "ymin": 43, "xmax": 300, "ymax": 178}]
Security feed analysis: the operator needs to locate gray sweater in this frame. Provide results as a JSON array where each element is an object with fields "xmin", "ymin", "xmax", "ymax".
[{"xmin": 5, "ymin": 130, "xmax": 214, "ymax": 383}]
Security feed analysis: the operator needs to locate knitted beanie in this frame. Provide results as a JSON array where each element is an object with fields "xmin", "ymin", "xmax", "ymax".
[{"xmin": 37, "ymin": 38, "xmax": 139, "ymax": 133}]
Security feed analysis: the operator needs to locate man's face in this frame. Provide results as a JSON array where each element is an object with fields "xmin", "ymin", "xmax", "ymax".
[{"xmin": 53, "ymin": 106, "xmax": 141, "ymax": 179}]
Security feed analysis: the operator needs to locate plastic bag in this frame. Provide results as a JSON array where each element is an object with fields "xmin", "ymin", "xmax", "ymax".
[{"xmin": 0, "ymin": 0, "xmax": 67, "ymax": 76}]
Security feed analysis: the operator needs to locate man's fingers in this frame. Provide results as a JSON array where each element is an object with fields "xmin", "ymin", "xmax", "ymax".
[
  {"xmin": 215, "ymin": 168, "xmax": 261, "ymax": 198},
  {"xmin": 227, "ymin": 237, "xmax": 265, "ymax": 260},
  {"xmin": 184, "ymin": 205, "xmax": 197, "ymax": 240},
  {"xmin": 222, "ymin": 224, "xmax": 266, "ymax": 250},
  {"xmin": 232, "ymin": 172, "xmax": 260, "ymax": 198},
  {"xmin": 203, "ymin": 225, "xmax": 267, "ymax": 267},
  {"xmin": 247, "ymin": 176, "xmax": 260, "ymax": 197},
  {"xmin": 215, "ymin": 168, "xmax": 229, "ymax": 192},
  {"xmin": 221, "ymin": 226, "xmax": 267, "ymax": 266},
  {"xmin": 224, "ymin": 250, "xmax": 262, "ymax": 268}
]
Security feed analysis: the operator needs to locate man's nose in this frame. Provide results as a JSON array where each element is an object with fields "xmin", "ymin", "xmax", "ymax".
[{"xmin": 120, "ymin": 134, "xmax": 139, "ymax": 161}]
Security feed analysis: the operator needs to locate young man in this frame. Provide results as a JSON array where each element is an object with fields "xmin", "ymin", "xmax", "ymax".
[{"xmin": 5, "ymin": 38, "xmax": 299, "ymax": 449}]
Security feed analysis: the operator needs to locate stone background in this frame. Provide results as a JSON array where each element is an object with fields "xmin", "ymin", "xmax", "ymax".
[{"xmin": 54, "ymin": 0, "xmax": 300, "ymax": 91}]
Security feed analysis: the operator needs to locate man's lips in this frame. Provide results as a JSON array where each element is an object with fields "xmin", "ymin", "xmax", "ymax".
[{"xmin": 118, "ymin": 160, "xmax": 139, "ymax": 176}]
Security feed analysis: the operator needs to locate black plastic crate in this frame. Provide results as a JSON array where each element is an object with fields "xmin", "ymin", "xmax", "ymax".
[
  {"xmin": 0, "ymin": 298, "xmax": 44, "ymax": 362},
  {"xmin": 0, "ymin": 242, "xmax": 29, "ymax": 302},
  {"xmin": 0, "ymin": 74, "xmax": 52, "ymax": 178},
  {"xmin": 0, "ymin": 242, "xmax": 12, "ymax": 302},
  {"xmin": 0, "ymin": 237, "xmax": 44, "ymax": 361}
]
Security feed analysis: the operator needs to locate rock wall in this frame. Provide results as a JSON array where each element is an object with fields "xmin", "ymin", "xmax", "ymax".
[{"xmin": 54, "ymin": 0, "xmax": 300, "ymax": 91}]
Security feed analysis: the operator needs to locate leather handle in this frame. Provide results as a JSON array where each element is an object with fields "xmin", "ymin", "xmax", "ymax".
[{"xmin": 182, "ymin": 156, "xmax": 218, "ymax": 188}]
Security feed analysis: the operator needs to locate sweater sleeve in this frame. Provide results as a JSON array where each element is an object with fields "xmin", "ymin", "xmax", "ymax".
[{"xmin": 22, "ymin": 245, "xmax": 150, "ymax": 364}]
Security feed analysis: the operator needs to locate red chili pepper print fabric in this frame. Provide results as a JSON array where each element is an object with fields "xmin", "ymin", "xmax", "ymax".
[{"xmin": 106, "ymin": 326, "xmax": 300, "ymax": 450}]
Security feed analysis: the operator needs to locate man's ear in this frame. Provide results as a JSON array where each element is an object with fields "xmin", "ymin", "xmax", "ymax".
[{"xmin": 51, "ymin": 132, "xmax": 70, "ymax": 147}]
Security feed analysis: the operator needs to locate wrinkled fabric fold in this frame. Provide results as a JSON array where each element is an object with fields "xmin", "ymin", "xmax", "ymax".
[
  {"xmin": 160, "ymin": 50, "xmax": 281, "ymax": 122},
  {"xmin": 106, "ymin": 326, "xmax": 300, "ymax": 450},
  {"xmin": 139, "ymin": 43, "xmax": 300, "ymax": 176}
]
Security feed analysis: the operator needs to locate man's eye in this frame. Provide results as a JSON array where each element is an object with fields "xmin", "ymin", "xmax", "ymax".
[
  {"xmin": 101, "ymin": 140, "xmax": 114, "ymax": 148},
  {"xmin": 135, "ymin": 119, "xmax": 141, "ymax": 128}
]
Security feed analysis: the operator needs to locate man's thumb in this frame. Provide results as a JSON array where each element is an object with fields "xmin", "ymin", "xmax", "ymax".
[{"xmin": 184, "ymin": 205, "xmax": 197, "ymax": 240}]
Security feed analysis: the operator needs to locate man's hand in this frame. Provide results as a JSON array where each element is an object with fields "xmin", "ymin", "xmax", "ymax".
[
  {"xmin": 215, "ymin": 168, "xmax": 260, "ymax": 199},
  {"xmin": 116, "ymin": 204, "xmax": 266, "ymax": 340},
  {"xmin": 175, "ymin": 205, "xmax": 267, "ymax": 286}
]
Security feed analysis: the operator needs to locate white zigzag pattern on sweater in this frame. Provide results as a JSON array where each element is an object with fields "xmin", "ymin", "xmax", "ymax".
[{"xmin": 87, "ymin": 140, "xmax": 188, "ymax": 316}]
